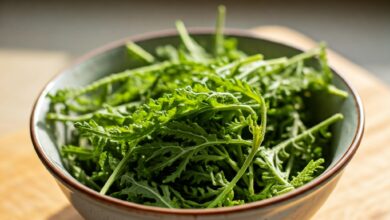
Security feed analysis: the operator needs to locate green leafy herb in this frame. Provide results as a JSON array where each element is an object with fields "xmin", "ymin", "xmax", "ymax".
[{"xmin": 47, "ymin": 6, "xmax": 347, "ymax": 209}]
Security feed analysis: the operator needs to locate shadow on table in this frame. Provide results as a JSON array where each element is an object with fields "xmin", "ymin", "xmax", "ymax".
[{"xmin": 48, "ymin": 205, "xmax": 83, "ymax": 220}]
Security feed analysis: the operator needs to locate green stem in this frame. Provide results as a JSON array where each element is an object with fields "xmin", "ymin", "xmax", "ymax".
[
  {"xmin": 285, "ymin": 155, "xmax": 295, "ymax": 178},
  {"xmin": 273, "ymin": 113, "xmax": 344, "ymax": 153},
  {"xmin": 100, "ymin": 144, "xmax": 135, "ymax": 195},
  {"xmin": 150, "ymin": 139, "xmax": 252, "ymax": 172},
  {"xmin": 47, "ymin": 101, "xmax": 140, "ymax": 122},
  {"xmin": 286, "ymin": 47, "xmax": 320, "ymax": 66},
  {"xmin": 217, "ymin": 54, "xmax": 263, "ymax": 75},
  {"xmin": 207, "ymin": 131, "xmax": 264, "ymax": 207},
  {"xmin": 67, "ymin": 61, "xmax": 171, "ymax": 99},
  {"xmin": 126, "ymin": 41, "xmax": 155, "ymax": 63},
  {"xmin": 327, "ymin": 85, "xmax": 349, "ymax": 98},
  {"xmin": 236, "ymin": 57, "xmax": 288, "ymax": 80},
  {"xmin": 208, "ymin": 95, "xmax": 267, "ymax": 208},
  {"xmin": 257, "ymin": 151, "xmax": 291, "ymax": 186},
  {"xmin": 248, "ymin": 164, "xmax": 254, "ymax": 195},
  {"xmin": 236, "ymin": 145, "xmax": 244, "ymax": 165},
  {"xmin": 175, "ymin": 20, "xmax": 208, "ymax": 62},
  {"xmin": 318, "ymin": 43, "xmax": 333, "ymax": 81},
  {"xmin": 212, "ymin": 146, "xmax": 240, "ymax": 172},
  {"xmin": 213, "ymin": 147, "xmax": 252, "ymax": 186},
  {"xmin": 214, "ymin": 5, "xmax": 226, "ymax": 56}
]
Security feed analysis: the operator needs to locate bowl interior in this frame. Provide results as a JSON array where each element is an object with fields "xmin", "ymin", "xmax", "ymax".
[{"xmin": 32, "ymin": 32, "xmax": 359, "ymax": 188}]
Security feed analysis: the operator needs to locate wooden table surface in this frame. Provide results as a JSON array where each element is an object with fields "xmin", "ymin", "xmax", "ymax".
[{"xmin": 1, "ymin": 26, "xmax": 389, "ymax": 220}]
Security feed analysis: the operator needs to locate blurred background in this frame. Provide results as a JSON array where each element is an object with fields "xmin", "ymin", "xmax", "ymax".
[{"xmin": 0, "ymin": 0, "xmax": 389, "ymax": 134}]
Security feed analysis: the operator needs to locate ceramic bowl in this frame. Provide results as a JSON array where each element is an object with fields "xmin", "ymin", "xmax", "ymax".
[{"xmin": 30, "ymin": 29, "xmax": 364, "ymax": 220}]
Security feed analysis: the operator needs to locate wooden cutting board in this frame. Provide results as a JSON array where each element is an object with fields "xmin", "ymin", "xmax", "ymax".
[{"xmin": 1, "ymin": 26, "xmax": 389, "ymax": 220}]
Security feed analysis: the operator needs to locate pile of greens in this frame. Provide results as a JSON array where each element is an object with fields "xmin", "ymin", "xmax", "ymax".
[{"xmin": 47, "ymin": 6, "xmax": 347, "ymax": 208}]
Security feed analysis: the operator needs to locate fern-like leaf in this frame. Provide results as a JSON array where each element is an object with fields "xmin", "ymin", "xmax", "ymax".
[
  {"xmin": 290, "ymin": 158, "xmax": 325, "ymax": 188},
  {"xmin": 120, "ymin": 173, "xmax": 179, "ymax": 208}
]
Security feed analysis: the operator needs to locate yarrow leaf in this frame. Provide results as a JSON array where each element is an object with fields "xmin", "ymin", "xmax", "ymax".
[{"xmin": 46, "ymin": 5, "xmax": 347, "ymax": 209}]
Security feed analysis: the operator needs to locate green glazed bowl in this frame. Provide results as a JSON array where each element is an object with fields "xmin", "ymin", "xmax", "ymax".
[{"xmin": 30, "ymin": 28, "xmax": 364, "ymax": 220}]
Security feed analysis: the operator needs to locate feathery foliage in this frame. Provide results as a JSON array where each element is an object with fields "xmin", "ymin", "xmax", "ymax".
[{"xmin": 47, "ymin": 6, "xmax": 346, "ymax": 209}]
